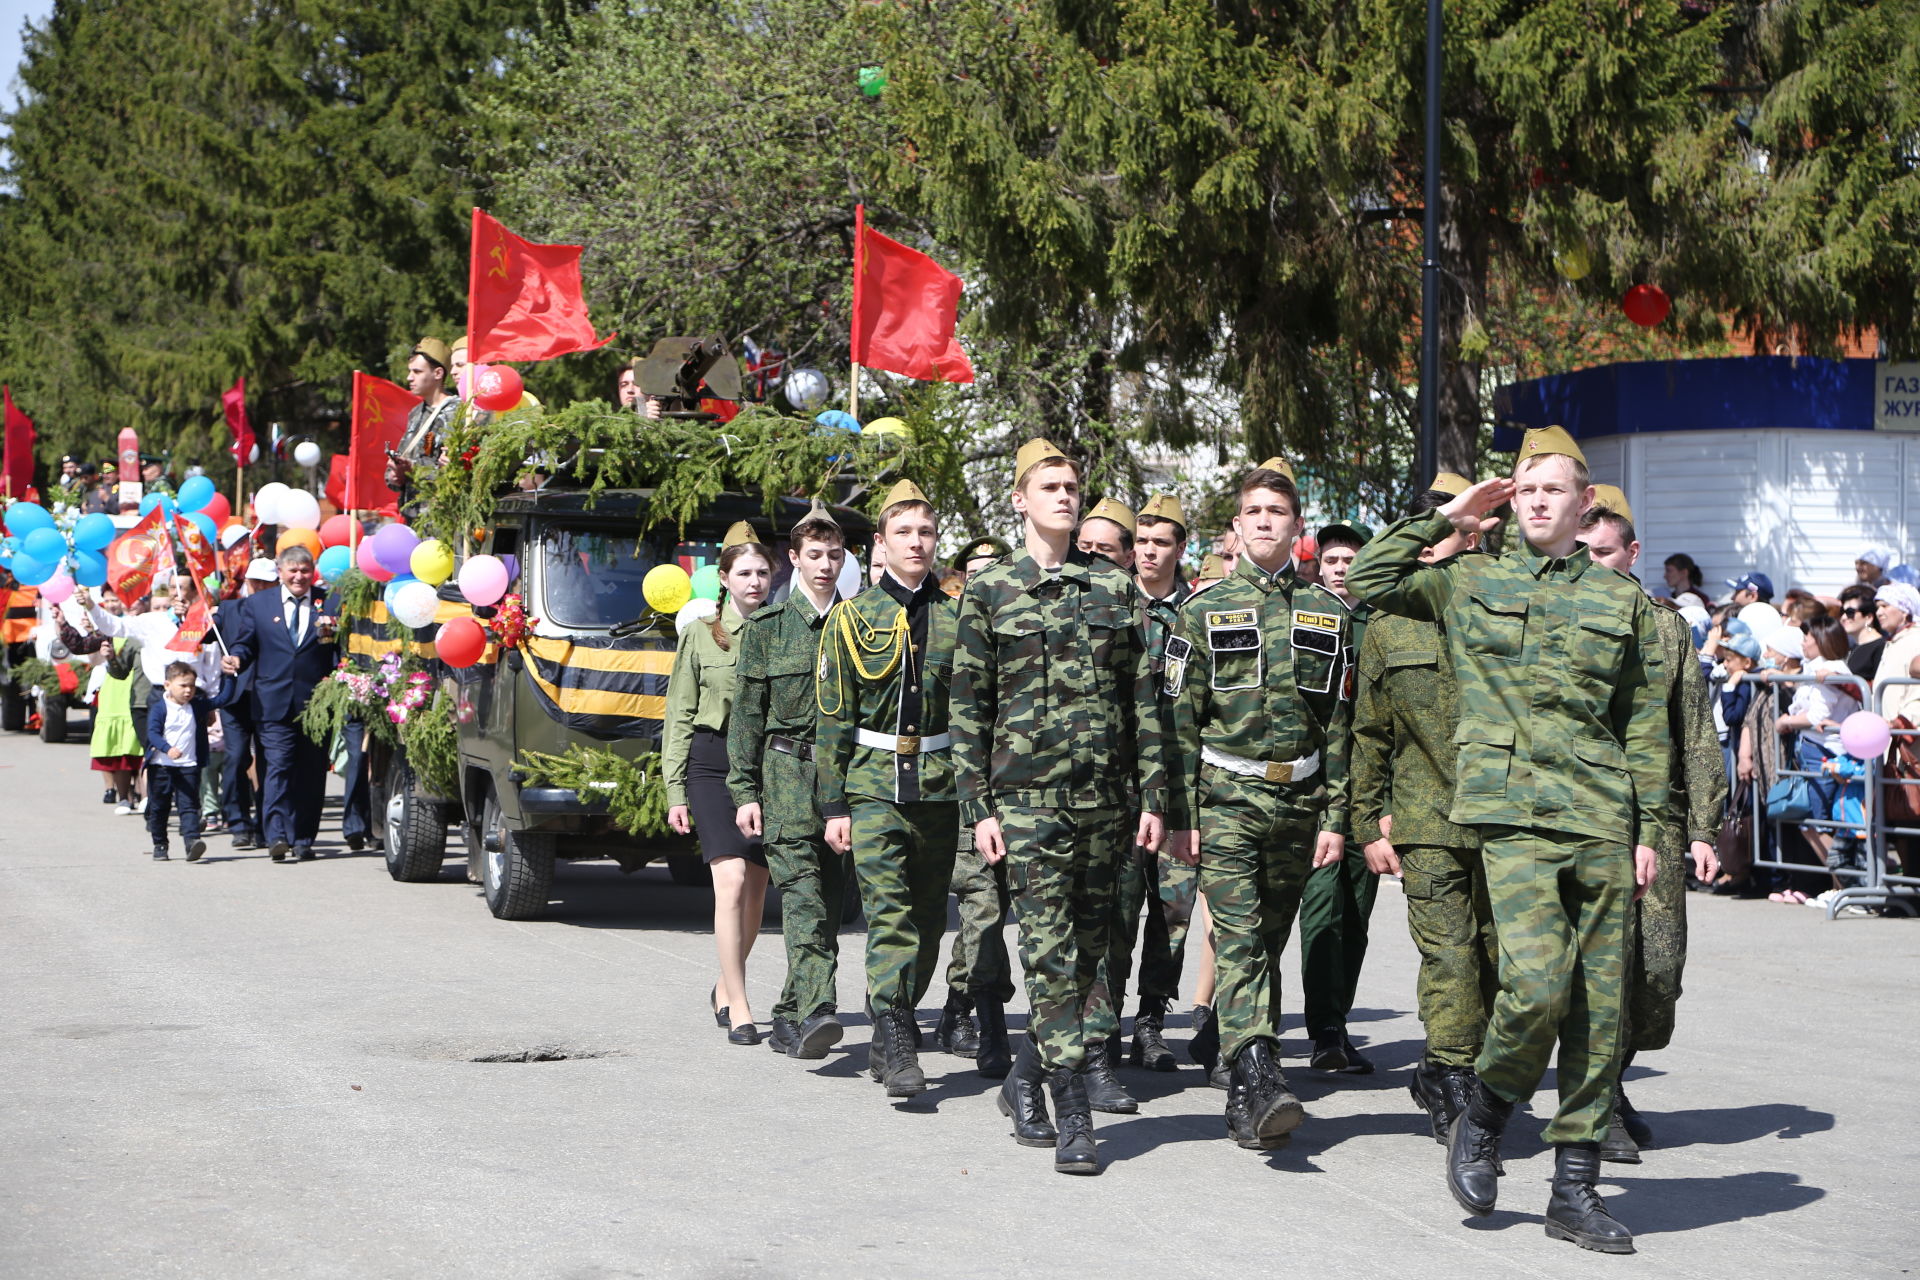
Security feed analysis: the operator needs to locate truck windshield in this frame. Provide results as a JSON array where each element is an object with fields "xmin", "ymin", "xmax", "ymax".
[{"xmin": 537, "ymin": 525, "xmax": 661, "ymax": 629}]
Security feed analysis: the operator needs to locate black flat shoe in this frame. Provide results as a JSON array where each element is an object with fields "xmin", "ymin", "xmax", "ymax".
[
  {"xmin": 710, "ymin": 984, "xmax": 729, "ymax": 1029},
  {"xmin": 728, "ymin": 1023, "xmax": 763, "ymax": 1046}
]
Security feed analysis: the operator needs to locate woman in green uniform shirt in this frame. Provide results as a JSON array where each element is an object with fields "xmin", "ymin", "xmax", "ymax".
[{"xmin": 665, "ymin": 532, "xmax": 774, "ymax": 1044}]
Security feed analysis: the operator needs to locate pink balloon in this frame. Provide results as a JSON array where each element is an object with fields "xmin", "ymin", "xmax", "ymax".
[
  {"xmin": 1840, "ymin": 711, "xmax": 1893, "ymax": 761},
  {"xmin": 458, "ymin": 554, "xmax": 509, "ymax": 607},
  {"xmin": 40, "ymin": 571, "xmax": 75, "ymax": 605},
  {"xmin": 356, "ymin": 535, "xmax": 395, "ymax": 583}
]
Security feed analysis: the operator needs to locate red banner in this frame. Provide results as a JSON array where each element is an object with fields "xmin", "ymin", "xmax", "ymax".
[
  {"xmin": 107, "ymin": 507, "xmax": 170, "ymax": 606},
  {"xmin": 3, "ymin": 385, "xmax": 37, "ymax": 500},
  {"xmin": 349, "ymin": 372, "xmax": 416, "ymax": 512},
  {"xmin": 166, "ymin": 596, "xmax": 214, "ymax": 653},
  {"xmin": 174, "ymin": 512, "xmax": 219, "ymax": 589},
  {"xmin": 223, "ymin": 377, "xmax": 254, "ymax": 469},
  {"xmin": 849, "ymin": 205, "xmax": 974, "ymax": 384},
  {"xmin": 467, "ymin": 208, "xmax": 616, "ymax": 363},
  {"xmin": 221, "ymin": 528, "xmax": 253, "ymax": 585}
]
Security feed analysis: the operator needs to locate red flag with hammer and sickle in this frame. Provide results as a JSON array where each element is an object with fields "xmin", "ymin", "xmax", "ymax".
[
  {"xmin": 467, "ymin": 208, "xmax": 616, "ymax": 363},
  {"xmin": 106, "ymin": 507, "xmax": 170, "ymax": 606}
]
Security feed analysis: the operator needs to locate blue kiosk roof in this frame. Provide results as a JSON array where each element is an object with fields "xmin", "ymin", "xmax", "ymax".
[{"xmin": 1491, "ymin": 356, "xmax": 1878, "ymax": 451}]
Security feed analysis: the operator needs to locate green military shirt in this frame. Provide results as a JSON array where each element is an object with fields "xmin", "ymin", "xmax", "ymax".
[
  {"xmin": 1652, "ymin": 602, "xmax": 1728, "ymax": 850},
  {"xmin": 815, "ymin": 571, "xmax": 958, "ymax": 816},
  {"xmin": 661, "ymin": 605, "xmax": 746, "ymax": 808},
  {"xmin": 1165, "ymin": 559, "xmax": 1354, "ymax": 832},
  {"xmin": 726, "ymin": 586, "xmax": 836, "ymax": 811},
  {"xmin": 1348, "ymin": 611, "xmax": 1478, "ymax": 850},
  {"xmin": 1348, "ymin": 511, "xmax": 1670, "ymax": 845},
  {"xmin": 950, "ymin": 546, "xmax": 1167, "ymax": 826}
]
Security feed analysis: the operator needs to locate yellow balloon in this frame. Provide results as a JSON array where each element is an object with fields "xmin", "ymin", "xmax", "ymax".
[
  {"xmin": 863, "ymin": 416, "xmax": 910, "ymax": 438},
  {"xmin": 643, "ymin": 563, "xmax": 693, "ymax": 614},
  {"xmin": 1553, "ymin": 240, "xmax": 1591, "ymax": 282},
  {"xmin": 410, "ymin": 538, "xmax": 456, "ymax": 586}
]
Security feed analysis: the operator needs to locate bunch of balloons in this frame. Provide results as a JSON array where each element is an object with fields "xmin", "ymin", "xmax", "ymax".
[
  {"xmin": 251, "ymin": 481, "xmax": 322, "ymax": 530},
  {"xmin": 3, "ymin": 502, "xmax": 68, "ymax": 589}
]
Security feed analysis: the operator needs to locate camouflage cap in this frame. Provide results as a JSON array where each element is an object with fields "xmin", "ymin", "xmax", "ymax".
[
  {"xmin": 1137, "ymin": 492, "xmax": 1187, "ymax": 532},
  {"xmin": 881, "ymin": 478, "xmax": 930, "ymax": 510},
  {"xmin": 413, "ymin": 337, "xmax": 452, "ymax": 371},
  {"xmin": 1252, "ymin": 456, "xmax": 1297, "ymax": 483},
  {"xmin": 1430, "ymin": 471, "xmax": 1473, "ymax": 497},
  {"xmin": 1013, "ymin": 437, "xmax": 1071, "ymax": 485},
  {"xmin": 1085, "ymin": 497, "xmax": 1136, "ymax": 535},
  {"xmin": 722, "ymin": 520, "xmax": 759, "ymax": 548},
  {"xmin": 1590, "ymin": 483, "xmax": 1633, "ymax": 524},
  {"xmin": 1516, "ymin": 424, "xmax": 1586, "ymax": 467}
]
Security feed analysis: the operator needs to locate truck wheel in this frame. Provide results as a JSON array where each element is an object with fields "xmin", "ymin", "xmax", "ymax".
[
  {"xmin": 1, "ymin": 682, "xmax": 24, "ymax": 732},
  {"xmin": 383, "ymin": 755, "xmax": 447, "ymax": 882},
  {"xmin": 667, "ymin": 854, "xmax": 710, "ymax": 887},
  {"xmin": 38, "ymin": 696, "xmax": 67, "ymax": 744},
  {"xmin": 481, "ymin": 791, "xmax": 554, "ymax": 920}
]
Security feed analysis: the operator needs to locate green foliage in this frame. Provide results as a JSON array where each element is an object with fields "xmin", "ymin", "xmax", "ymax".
[
  {"xmin": 399, "ymin": 691, "xmax": 460, "ymax": 800},
  {"xmin": 299, "ymin": 669, "xmax": 402, "ymax": 752},
  {"xmin": 328, "ymin": 569, "xmax": 382, "ymax": 631},
  {"xmin": 8, "ymin": 657, "xmax": 88, "ymax": 707},
  {"xmin": 514, "ymin": 745, "xmax": 671, "ymax": 838}
]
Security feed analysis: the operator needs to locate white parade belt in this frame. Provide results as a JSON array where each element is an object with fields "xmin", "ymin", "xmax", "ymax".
[
  {"xmin": 1201, "ymin": 744, "xmax": 1320, "ymax": 784},
  {"xmin": 856, "ymin": 728, "xmax": 952, "ymax": 755}
]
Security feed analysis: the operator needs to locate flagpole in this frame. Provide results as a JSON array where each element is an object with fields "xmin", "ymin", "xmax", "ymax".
[{"xmin": 849, "ymin": 361, "xmax": 860, "ymax": 423}]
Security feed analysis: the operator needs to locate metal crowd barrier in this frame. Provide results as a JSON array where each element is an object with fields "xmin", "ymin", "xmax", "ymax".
[{"xmin": 1867, "ymin": 677, "xmax": 1920, "ymax": 912}]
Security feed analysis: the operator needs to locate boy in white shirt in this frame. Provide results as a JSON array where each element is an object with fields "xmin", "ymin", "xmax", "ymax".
[{"xmin": 146, "ymin": 663, "xmax": 219, "ymax": 862}]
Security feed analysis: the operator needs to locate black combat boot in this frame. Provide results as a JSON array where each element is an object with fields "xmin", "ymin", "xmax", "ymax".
[
  {"xmin": 767, "ymin": 1017, "xmax": 800, "ymax": 1056},
  {"xmin": 934, "ymin": 989, "xmax": 980, "ymax": 1057},
  {"xmin": 1224, "ymin": 1038, "xmax": 1304, "ymax": 1149},
  {"xmin": 875, "ymin": 1007, "xmax": 929, "ymax": 1096},
  {"xmin": 1189, "ymin": 1003, "xmax": 1219, "ymax": 1071},
  {"xmin": 1545, "ymin": 1143, "xmax": 1635, "ymax": 1253},
  {"xmin": 1446, "ymin": 1081, "xmax": 1514, "ymax": 1217},
  {"xmin": 973, "ymin": 995, "xmax": 1012, "ymax": 1079},
  {"xmin": 997, "ymin": 1035, "xmax": 1057, "ymax": 1147},
  {"xmin": 1600, "ymin": 1108, "xmax": 1642, "ymax": 1164},
  {"xmin": 1130, "ymin": 996, "xmax": 1177, "ymax": 1072},
  {"xmin": 1409, "ymin": 1057, "xmax": 1450, "ymax": 1143},
  {"xmin": 1615, "ymin": 1082, "xmax": 1653, "ymax": 1148},
  {"xmin": 793, "ymin": 1009, "xmax": 843, "ymax": 1060},
  {"xmin": 1082, "ymin": 1039, "xmax": 1139, "ymax": 1114},
  {"xmin": 1047, "ymin": 1066, "xmax": 1100, "ymax": 1175}
]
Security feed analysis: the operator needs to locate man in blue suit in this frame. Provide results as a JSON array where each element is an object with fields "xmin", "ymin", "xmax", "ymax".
[
  {"xmin": 213, "ymin": 559, "xmax": 276, "ymax": 849},
  {"xmin": 220, "ymin": 545, "xmax": 336, "ymax": 862}
]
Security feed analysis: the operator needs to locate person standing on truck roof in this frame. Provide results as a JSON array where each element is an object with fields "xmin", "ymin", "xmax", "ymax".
[
  {"xmin": 728, "ymin": 505, "xmax": 852, "ymax": 1062},
  {"xmin": 665, "ymin": 523, "xmax": 774, "ymax": 1046}
]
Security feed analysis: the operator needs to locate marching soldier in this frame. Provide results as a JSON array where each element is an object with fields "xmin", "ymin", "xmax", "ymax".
[
  {"xmin": 1577, "ymin": 485, "xmax": 1726, "ymax": 1163},
  {"xmin": 1347, "ymin": 474, "xmax": 1498, "ymax": 1142},
  {"xmin": 951, "ymin": 439, "xmax": 1166, "ymax": 1175},
  {"xmin": 1349, "ymin": 428, "xmax": 1669, "ymax": 1254},
  {"xmin": 1165, "ymin": 458, "xmax": 1352, "ymax": 1151},
  {"xmin": 815, "ymin": 480, "xmax": 960, "ymax": 1099},
  {"xmin": 729, "ymin": 506, "xmax": 855, "ymax": 1061}
]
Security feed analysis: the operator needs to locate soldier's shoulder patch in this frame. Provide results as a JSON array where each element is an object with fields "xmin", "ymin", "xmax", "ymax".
[{"xmin": 1162, "ymin": 634, "xmax": 1193, "ymax": 696}]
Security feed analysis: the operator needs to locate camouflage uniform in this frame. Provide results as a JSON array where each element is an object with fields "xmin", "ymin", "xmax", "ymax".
[
  {"xmin": 951, "ymin": 547, "xmax": 1166, "ymax": 1071},
  {"xmin": 1349, "ymin": 512, "xmax": 1669, "ymax": 1144},
  {"xmin": 727, "ymin": 588, "xmax": 852, "ymax": 1023},
  {"xmin": 815, "ymin": 572, "xmax": 960, "ymax": 1013},
  {"xmin": 1348, "ymin": 610, "xmax": 1496, "ymax": 1067},
  {"xmin": 1166, "ymin": 560, "xmax": 1354, "ymax": 1066},
  {"xmin": 946, "ymin": 843, "xmax": 1015, "ymax": 1002},
  {"xmin": 1632, "ymin": 604, "xmax": 1727, "ymax": 1053}
]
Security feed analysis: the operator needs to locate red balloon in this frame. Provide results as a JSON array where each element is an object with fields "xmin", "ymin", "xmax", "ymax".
[
  {"xmin": 319, "ymin": 513, "xmax": 357, "ymax": 548},
  {"xmin": 472, "ymin": 365, "xmax": 525, "ymax": 413},
  {"xmin": 436, "ymin": 615, "xmax": 487, "ymax": 668},
  {"xmin": 1622, "ymin": 284, "xmax": 1671, "ymax": 328},
  {"xmin": 202, "ymin": 492, "xmax": 231, "ymax": 526}
]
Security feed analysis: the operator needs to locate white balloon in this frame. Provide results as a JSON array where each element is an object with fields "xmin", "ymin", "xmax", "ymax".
[
  {"xmin": 252, "ymin": 481, "xmax": 289, "ymax": 524},
  {"xmin": 836, "ymin": 556, "xmax": 863, "ymax": 600},
  {"xmin": 391, "ymin": 581, "xmax": 441, "ymax": 629},
  {"xmin": 675, "ymin": 598, "xmax": 719, "ymax": 635},
  {"xmin": 278, "ymin": 488, "xmax": 322, "ymax": 530},
  {"xmin": 782, "ymin": 367, "xmax": 830, "ymax": 413},
  {"xmin": 292, "ymin": 441, "xmax": 322, "ymax": 467}
]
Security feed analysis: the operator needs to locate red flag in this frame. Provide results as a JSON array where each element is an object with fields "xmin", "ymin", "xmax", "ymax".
[
  {"xmin": 325, "ymin": 453, "xmax": 348, "ymax": 510},
  {"xmin": 174, "ymin": 512, "xmax": 219, "ymax": 588},
  {"xmin": 3, "ymin": 385, "xmax": 37, "ymax": 500},
  {"xmin": 467, "ymin": 208, "xmax": 616, "ymax": 363},
  {"xmin": 223, "ymin": 377, "xmax": 255, "ymax": 468},
  {"xmin": 166, "ymin": 596, "xmax": 214, "ymax": 653},
  {"xmin": 107, "ymin": 507, "xmax": 170, "ymax": 606},
  {"xmin": 849, "ymin": 205, "xmax": 974, "ymax": 384},
  {"xmin": 221, "ymin": 528, "xmax": 253, "ymax": 584},
  {"xmin": 349, "ymin": 372, "xmax": 416, "ymax": 512}
]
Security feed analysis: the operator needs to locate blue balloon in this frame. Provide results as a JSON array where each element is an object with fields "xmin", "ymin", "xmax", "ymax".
[
  {"xmin": 383, "ymin": 573, "xmax": 420, "ymax": 611},
  {"xmin": 22, "ymin": 526, "xmax": 66, "ymax": 562},
  {"xmin": 3, "ymin": 501, "xmax": 54, "ymax": 536},
  {"xmin": 186, "ymin": 510, "xmax": 217, "ymax": 546},
  {"xmin": 812, "ymin": 410, "xmax": 861, "ymax": 434},
  {"xmin": 72, "ymin": 512, "xmax": 116, "ymax": 552},
  {"xmin": 316, "ymin": 544, "xmax": 353, "ymax": 583},
  {"xmin": 71, "ymin": 548, "xmax": 109, "ymax": 587},
  {"xmin": 177, "ymin": 474, "xmax": 216, "ymax": 512},
  {"xmin": 10, "ymin": 552, "xmax": 55, "ymax": 586},
  {"xmin": 138, "ymin": 492, "xmax": 178, "ymax": 521}
]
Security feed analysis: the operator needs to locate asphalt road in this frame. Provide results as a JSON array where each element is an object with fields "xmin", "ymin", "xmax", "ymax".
[{"xmin": 2, "ymin": 728, "xmax": 1914, "ymax": 1278}]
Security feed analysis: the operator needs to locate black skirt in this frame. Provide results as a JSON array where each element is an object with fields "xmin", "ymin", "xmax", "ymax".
[{"xmin": 689, "ymin": 728, "xmax": 766, "ymax": 866}]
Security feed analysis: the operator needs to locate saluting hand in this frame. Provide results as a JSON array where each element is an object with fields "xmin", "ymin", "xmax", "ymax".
[{"xmin": 1438, "ymin": 477, "xmax": 1514, "ymax": 536}]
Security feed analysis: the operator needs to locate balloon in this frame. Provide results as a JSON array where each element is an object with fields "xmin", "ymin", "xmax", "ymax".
[
  {"xmin": 315, "ymin": 544, "xmax": 353, "ymax": 583},
  {"xmin": 1552, "ymin": 240, "xmax": 1591, "ymax": 281},
  {"xmin": 691, "ymin": 564, "xmax": 722, "ymax": 602},
  {"xmin": 10, "ymin": 553, "xmax": 54, "ymax": 586},
  {"xmin": 409, "ymin": 538, "xmax": 455, "ymax": 586},
  {"xmin": 186, "ymin": 511, "xmax": 217, "ymax": 548},
  {"xmin": 22, "ymin": 526, "xmax": 66, "ymax": 562},
  {"xmin": 642, "ymin": 563, "xmax": 693, "ymax": 614},
  {"xmin": 276, "ymin": 528, "xmax": 322, "ymax": 560},
  {"xmin": 458, "ymin": 554, "xmax": 509, "ymax": 607},
  {"xmin": 1294, "ymin": 534, "xmax": 1319, "ymax": 562},
  {"xmin": 2, "ymin": 501, "xmax": 54, "ymax": 536},
  {"xmin": 383, "ymin": 573, "xmax": 419, "ymax": 613},
  {"xmin": 391, "ymin": 580, "xmax": 441, "ymax": 629},
  {"xmin": 277, "ymin": 488, "xmax": 322, "ymax": 530},
  {"xmin": 863, "ymin": 416, "xmax": 909, "ymax": 440},
  {"xmin": 356, "ymin": 536, "xmax": 396, "ymax": 582},
  {"xmin": 500, "ymin": 553, "xmax": 520, "ymax": 585},
  {"xmin": 472, "ymin": 365, "xmax": 525, "ymax": 413},
  {"xmin": 202, "ymin": 492, "xmax": 231, "ymax": 527},
  {"xmin": 72, "ymin": 512, "xmax": 116, "ymax": 552},
  {"xmin": 371, "ymin": 523, "xmax": 420, "ymax": 575},
  {"xmin": 71, "ymin": 549, "xmax": 108, "ymax": 587},
  {"xmin": 292, "ymin": 441, "xmax": 322, "ymax": 467},
  {"xmin": 252, "ymin": 482, "xmax": 290, "ymax": 525},
  {"xmin": 1840, "ymin": 711, "xmax": 1893, "ymax": 761},
  {"xmin": 781, "ymin": 368, "xmax": 830, "ymax": 413},
  {"xmin": 40, "ymin": 572, "xmax": 74, "ymax": 605},
  {"xmin": 1622, "ymin": 283, "xmax": 1671, "ymax": 328},
  {"xmin": 675, "ymin": 598, "xmax": 718, "ymax": 634},
  {"xmin": 436, "ymin": 616, "xmax": 487, "ymax": 668},
  {"xmin": 812, "ymin": 409, "xmax": 860, "ymax": 434},
  {"xmin": 856, "ymin": 64, "xmax": 887, "ymax": 96},
  {"xmin": 177, "ymin": 474, "xmax": 216, "ymax": 512},
  {"xmin": 835, "ymin": 556, "xmax": 863, "ymax": 601},
  {"xmin": 248, "ymin": 443, "xmax": 260, "ymax": 464},
  {"xmin": 138, "ymin": 492, "xmax": 178, "ymax": 522},
  {"xmin": 319, "ymin": 513, "xmax": 356, "ymax": 548}
]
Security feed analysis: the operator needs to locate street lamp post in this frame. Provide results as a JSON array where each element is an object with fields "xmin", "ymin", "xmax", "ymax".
[{"xmin": 1418, "ymin": 0, "xmax": 1442, "ymax": 489}]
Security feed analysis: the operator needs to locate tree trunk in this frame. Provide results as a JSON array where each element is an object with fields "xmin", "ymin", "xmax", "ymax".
[{"xmin": 1434, "ymin": 187, "xmax": 1490, "ymax": 477}]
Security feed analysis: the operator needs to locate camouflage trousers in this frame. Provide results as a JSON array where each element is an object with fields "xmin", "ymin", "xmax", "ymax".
[
  {"xmin": 1002, "ymin": 804, "xmax": 1128, "ymax": 1071},
  {"xmin": 1628, "ymin": 842, "xmax": 1689, "ymax": 1054},
  {"xmin": 765, "ymin": 828, "xmax": 854, "ymax": 1022},
  {"xmin": 1197, "ymin": 771, "xmax": 1322, "ymax": 1064},
  {"xmin": 1400, "ymin": 843, "xmax": 1499, "ymax": 1068},
  {"xmin": 849, "ymin": 799, "xmax": 959, "ymax": 1012},
  {"xmin": 1476, "ymin": 826, "xmax": 1631, "ymax": 1145},
  {"xmin": 1297, "ymin": 850, "xmax": 1380, "ymax": 1037},
  {"xmin": 1106, "ymin": 845, "xmax": 1198, "ymax": 1007},
  {"xmin": 945, "ymin": 839, "xmax": 1015, "ymax": 1002}
]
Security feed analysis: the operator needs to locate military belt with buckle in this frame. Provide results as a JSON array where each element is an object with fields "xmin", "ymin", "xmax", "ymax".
[
  {"xmin": 1200, "ymin": 744, "xmax": 1321, "ymax": 784},
  {"xmin": 855, "ymin": 728, "xmax": 952, "ymax": 755},
  {"xmin": 768, "ymin": 734, "xmax": 815, "ymax": 762}
]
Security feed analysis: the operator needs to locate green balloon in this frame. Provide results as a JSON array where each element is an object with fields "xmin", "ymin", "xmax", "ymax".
[
  {"xmin": 691, "ymin": 564, "xmax": 723, "ymax": 601},
  {"xmin": 856, "ymin": 64, "xmax": 886, "ymax": 97}
]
